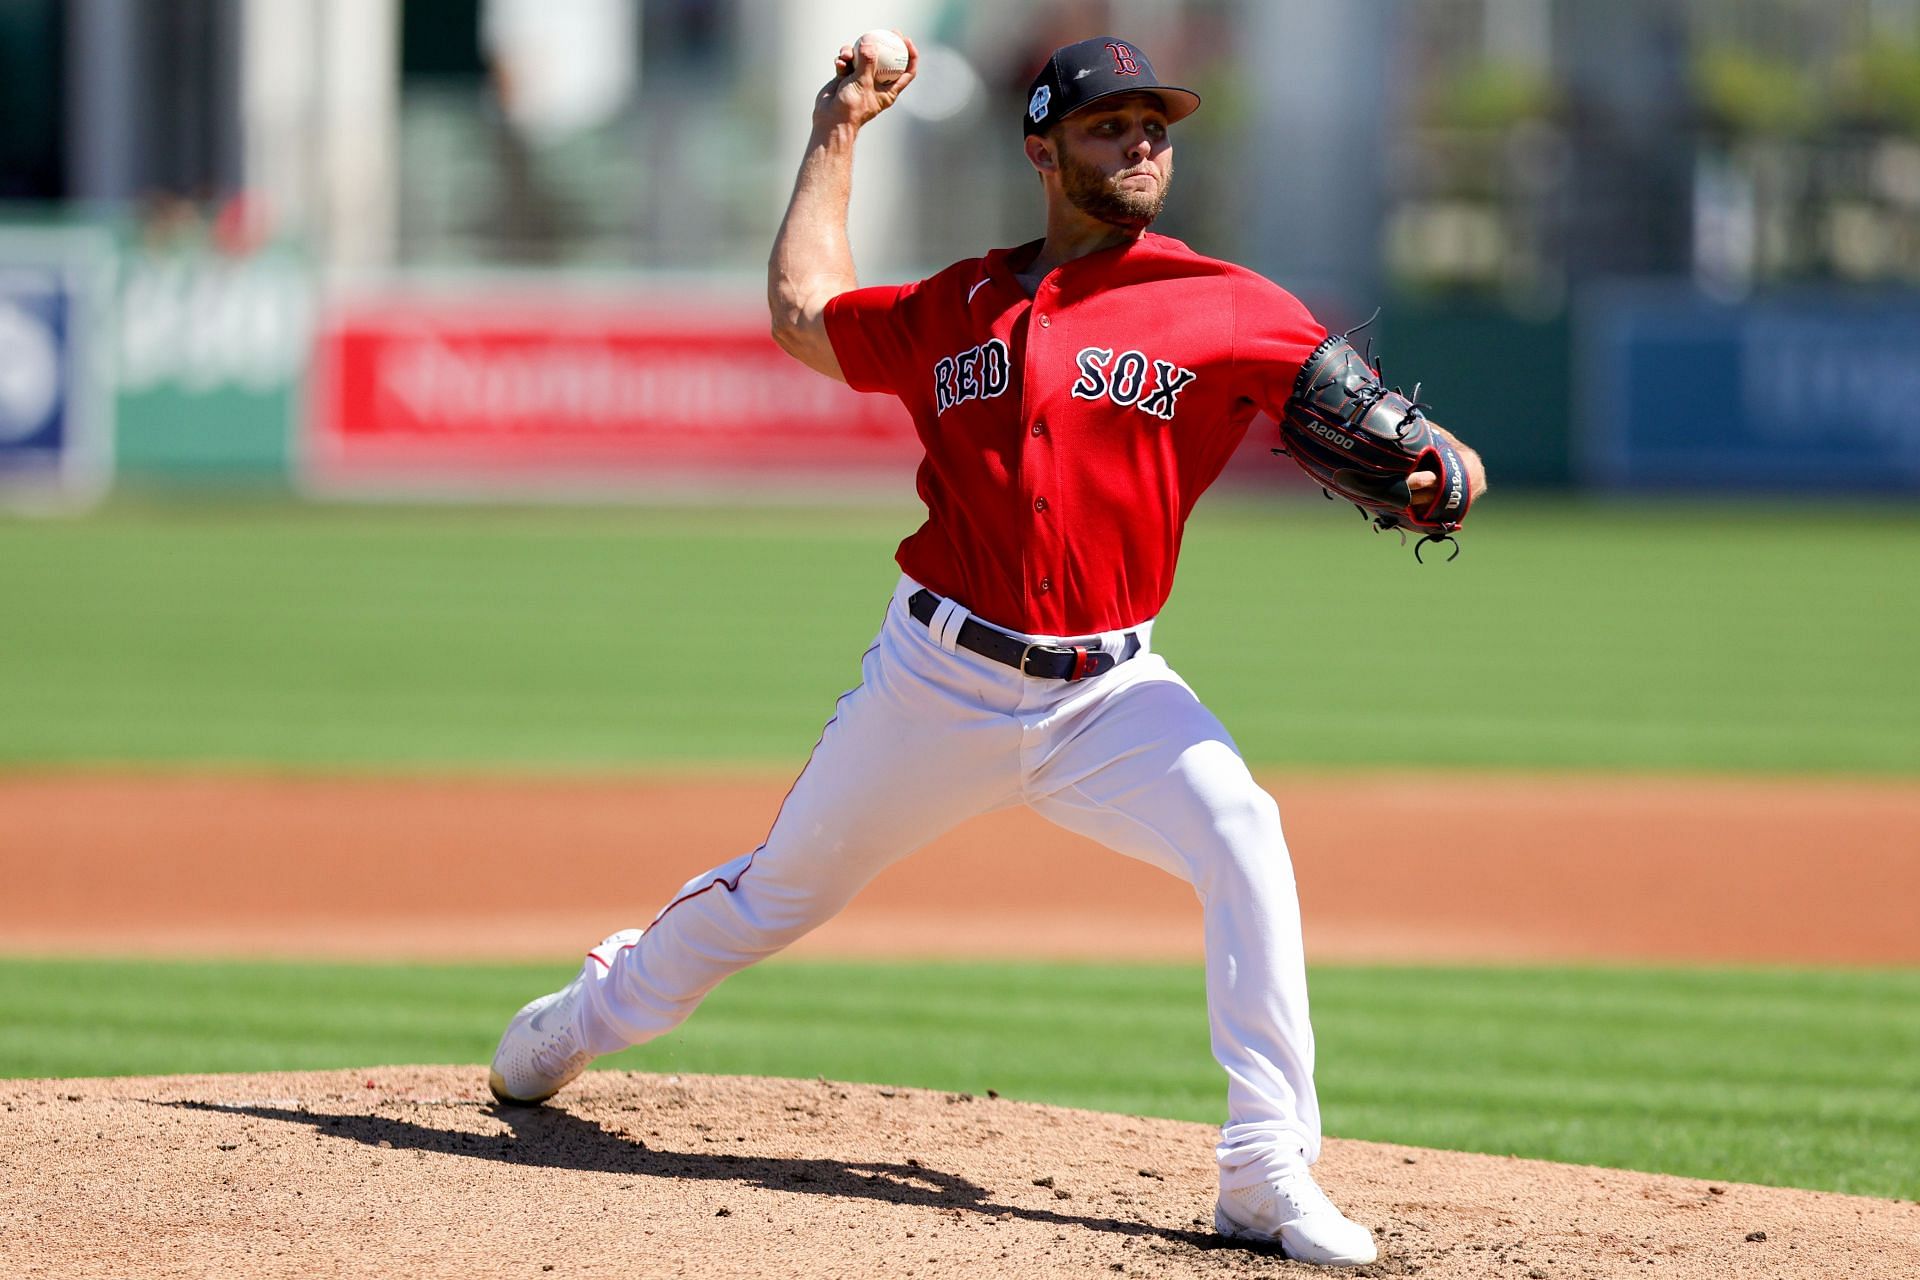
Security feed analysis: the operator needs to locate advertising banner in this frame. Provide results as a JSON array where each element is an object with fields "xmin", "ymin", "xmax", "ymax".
[
  {"xmin": 1581, "ymin": 285, "xmax": 1920, "ymax": 491},
  {"xmin": 115, "ymin": 245, "xmax": 311, "ymax": 480},
  {"xmin": 0, "ymin": 228, "xmax": 113, "ymax": 507},
  {"xmin": 306, "ymin": 293, "xmax": 921, "ymax": 493}
]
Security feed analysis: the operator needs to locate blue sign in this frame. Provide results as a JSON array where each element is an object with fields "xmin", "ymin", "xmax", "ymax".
[
  {"xmin": 1580, "ymin": 285, "xmax": 1920, "ymax": 492},
  {"xmin": 0, "ymin": 227, "xmax": 113, "ymax": 504},
  {"xmin": 0, "ymin": 271, "xmax": 72, "ymax": 472}
]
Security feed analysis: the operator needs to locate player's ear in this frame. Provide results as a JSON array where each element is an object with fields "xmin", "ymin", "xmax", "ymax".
[{"xmin": 1024, "ymin": 133, "xmax": 1057, "ymax": 174}]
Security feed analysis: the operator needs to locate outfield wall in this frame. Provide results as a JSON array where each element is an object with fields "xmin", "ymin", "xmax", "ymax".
[
  {"xmin": 6, "ymin": 222, "xmax": 1919, "ymax": 503},
  {"xmin": 304, "ymin": 288, "xmax": 922, "ymax": 496}
]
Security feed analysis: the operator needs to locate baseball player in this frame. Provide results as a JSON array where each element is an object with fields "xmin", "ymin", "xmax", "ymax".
[{"xmin": 490, "ymin": 32, "xmax": 1486, "ymax": 1268}]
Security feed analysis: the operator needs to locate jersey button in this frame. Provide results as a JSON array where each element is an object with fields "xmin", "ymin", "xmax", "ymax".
[
  {"xmin": 1038, "ymin": 315, "xmax": 1050, "ymax": 328},
  {"xmin": 1038, "ymin": 577, "xmax": 1052, "ymax": 593},
  {"xmin": 1031, "ymin": 421, "xmax": 1045, "ymax": 436},
  {"xmin": 1033, "ymin": 496, "xmax": 1048, "ymax": 512}
]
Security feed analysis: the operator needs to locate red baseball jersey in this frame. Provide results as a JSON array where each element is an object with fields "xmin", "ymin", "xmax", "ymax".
[{"xmin": 824, "ymin": 231, "xmax": 1327, "ymax": 636}]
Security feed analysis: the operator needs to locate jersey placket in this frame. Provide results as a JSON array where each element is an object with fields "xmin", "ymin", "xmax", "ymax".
[{"xmin": 1016, "ymin": 276, "xmax": 1068, "ymax": 633}]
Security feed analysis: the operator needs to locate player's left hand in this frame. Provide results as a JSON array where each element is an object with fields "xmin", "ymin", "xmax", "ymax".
[{"xmin": 1276, "ymin": 337, "xmax": 1487, "ymax": 558}]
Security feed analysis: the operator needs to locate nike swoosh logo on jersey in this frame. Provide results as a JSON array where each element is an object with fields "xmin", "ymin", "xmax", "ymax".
[{"xmin": 967, "ymin": 278, "xmax": 990, "ymax": 305}]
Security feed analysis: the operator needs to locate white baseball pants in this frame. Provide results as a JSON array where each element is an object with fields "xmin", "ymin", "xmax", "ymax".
[{"xmin": 573, "ymin": 575, "xmax": 1322, "ymax": 1182}]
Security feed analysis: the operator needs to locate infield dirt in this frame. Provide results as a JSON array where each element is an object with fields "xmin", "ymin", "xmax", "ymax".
[
  {"xmin": 5, "ymin": 1066, "xmax": 1915, "ymax": 1280},
  {"xmin": 3, "ymin": 770, "xmax": 1918, "ymax": 964},
  {"xmin": 6, "ymin": 771, "xmax": 1917, "ymax": 1278}
]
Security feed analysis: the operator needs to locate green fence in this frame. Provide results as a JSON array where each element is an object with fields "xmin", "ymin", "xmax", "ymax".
[{"xmin": 1379, "ymin": 295, "xmax": 1573, "ymax": 486}]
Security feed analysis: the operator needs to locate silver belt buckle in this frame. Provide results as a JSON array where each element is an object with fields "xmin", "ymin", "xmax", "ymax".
[{"xmin": 1022, "ymin": 641, "xmax": 1105, "ymax": 680}]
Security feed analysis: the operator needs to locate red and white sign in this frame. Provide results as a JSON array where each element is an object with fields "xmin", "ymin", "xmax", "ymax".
[{"xmin": 305, "ymin": 293, "xmax": 920, "ymax": 491}]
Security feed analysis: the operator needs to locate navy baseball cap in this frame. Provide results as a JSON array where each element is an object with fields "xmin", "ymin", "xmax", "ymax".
[{"xmin": 1023, "ymin": 36, "xmax": 1201, "ymax": 137}]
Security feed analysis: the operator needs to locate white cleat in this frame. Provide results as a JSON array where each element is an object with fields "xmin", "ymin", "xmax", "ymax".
[
  {"xmin": 487, "ymin": 929, "xmax": 640, "ymax": 1106},
  {"xmin": 1214, "ymin": 1169, "xmax": 1379, "ymax": 1268}
]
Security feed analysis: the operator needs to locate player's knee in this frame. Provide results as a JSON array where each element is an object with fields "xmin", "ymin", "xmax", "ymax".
[
  {"xmin": 748, "ymin": 859, "xmax": 875, "ymax": 936},
  {"xmin": 1191, "ymin": 785, "xmax": 1291, "ymax": 891},
  {"xmin": 1215, "ymin": 785, "xmax": 1283, "ymax": 854}
]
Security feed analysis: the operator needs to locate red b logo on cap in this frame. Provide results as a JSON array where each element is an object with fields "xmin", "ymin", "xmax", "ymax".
[{"xmin": 1106, "ymin": 42, "xmax": 1141, "ymax": 75}]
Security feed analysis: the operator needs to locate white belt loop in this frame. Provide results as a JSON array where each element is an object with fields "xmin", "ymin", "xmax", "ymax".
[{"xmin": 929, "ymin": 596, "xmax": 970, "ymax": 653}]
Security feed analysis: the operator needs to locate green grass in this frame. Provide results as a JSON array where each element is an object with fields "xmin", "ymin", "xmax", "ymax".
[
  {"xmin": 1, "ymin": 497, "xmax": 1916, "ymax": 772},
  {"xmin": 2, "ymin": 957, "xmax": 1914, "ymax": 1200}
]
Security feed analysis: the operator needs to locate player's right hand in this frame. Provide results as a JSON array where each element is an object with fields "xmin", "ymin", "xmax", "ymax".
[{"xmin": 813, "ymin": 31, "xmax": 918, "ymax": 131}]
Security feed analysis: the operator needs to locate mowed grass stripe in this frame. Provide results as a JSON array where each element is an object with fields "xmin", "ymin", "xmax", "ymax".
[
  {"xmin": 1165, "ymin": 500, "xmax": 1920, "ymax": 773},
  {"xmin": 2, "ymin": 499, "xmax": 1917, "ymax": 771},
  {"xmin": 1, "ymin": 958, "xmax": 1914, "ymax": 1199}
]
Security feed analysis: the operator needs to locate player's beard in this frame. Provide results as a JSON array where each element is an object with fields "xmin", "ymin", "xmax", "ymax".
[{"xmin": 1057, "ymin": 144, "xmax": 1171, "ymax": 230}]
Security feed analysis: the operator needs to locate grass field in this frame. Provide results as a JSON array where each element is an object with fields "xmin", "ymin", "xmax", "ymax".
[
  {"xmin": 5, "ymin": 498, "xmax": 1915, "ymax": 1209},
  {"xmin": 1, "ymin": 956, "xmax": 1914, "ymax": 1201},
  {"xmin": 2, "ymin": 497, "xmax": 1916, "ymax": 772}
]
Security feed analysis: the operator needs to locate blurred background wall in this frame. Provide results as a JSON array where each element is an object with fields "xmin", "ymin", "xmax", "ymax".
[{"xmin": 1, "ymin": 0, "xmax": 1917, "ymax": 501}]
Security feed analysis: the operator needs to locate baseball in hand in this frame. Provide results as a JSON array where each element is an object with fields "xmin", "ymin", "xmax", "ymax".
[{"xmin": 857, "ymin": 29, "xmax": 909, "ymax": 85}]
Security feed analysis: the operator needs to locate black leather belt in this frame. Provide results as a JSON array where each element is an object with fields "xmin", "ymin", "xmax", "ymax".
[{"xmin": 908, "ymin": 589, "xmax": 1142, "ymax": 681}]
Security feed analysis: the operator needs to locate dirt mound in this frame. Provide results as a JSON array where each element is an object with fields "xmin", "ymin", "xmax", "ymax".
[{"xmin": 3, "ymin": 1068, "xmax": 1911, "ymax": 1279}]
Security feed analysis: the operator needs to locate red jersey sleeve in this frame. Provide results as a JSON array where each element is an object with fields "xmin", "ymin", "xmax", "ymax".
[
  {"xmin": 1233, "ymin": 273, "xmax": 1330, "ymax": 419},
  {"xmin": 823, "ymin": 280, "xmax": 925, "ymax": 396}
]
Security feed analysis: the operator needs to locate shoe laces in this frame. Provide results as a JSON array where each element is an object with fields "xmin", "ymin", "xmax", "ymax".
[
  {"xmin": 1271, "ymin": 1172, "xmax": 1339, "ymax": 1221},
  {"xmin": 1228, "ymin": 1172, "xmax": 1338, "ymax": 1228}
]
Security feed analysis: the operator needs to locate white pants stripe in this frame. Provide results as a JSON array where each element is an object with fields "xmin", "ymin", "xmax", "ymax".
[{"xmin": 575, "ymin": 576, "xmax": 1322, "ymax": 1182}]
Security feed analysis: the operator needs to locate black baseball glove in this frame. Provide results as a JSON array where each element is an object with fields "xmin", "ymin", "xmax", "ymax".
[{"xmin": 1275, "ymin": 331, "xmax": 1473, "ymax": 560}]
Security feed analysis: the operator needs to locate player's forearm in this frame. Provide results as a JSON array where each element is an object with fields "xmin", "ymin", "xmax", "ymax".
[{"xmin": 768, "ymin": 123, "xmax": 861, "ymax": 370}]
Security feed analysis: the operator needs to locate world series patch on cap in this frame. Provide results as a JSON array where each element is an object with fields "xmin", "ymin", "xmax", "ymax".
[{"xmin": 1023, "ymin": 36, "xmax": 1201, "ymax": 136}]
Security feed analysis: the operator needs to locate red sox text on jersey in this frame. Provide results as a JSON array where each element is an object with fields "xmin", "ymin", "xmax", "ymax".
[
  {"xmin": 933, "ymin": 339, "xmax": 1011, "ymax": 413},
  {"xmin": 826, "ymin": 231, "xmax": 1327, "ymax": 635},
  {"xmin": 934, "ymin": 340, "xmax": 1196, "ymax": 421},
  {"xmin": 1068, "ymin": 347, "xmax": 1198, "ymax": 420}
]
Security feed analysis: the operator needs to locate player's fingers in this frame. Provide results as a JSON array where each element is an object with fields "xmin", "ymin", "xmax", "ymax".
[
  {"xmin": 887, "ymin": 33, "xmax": 921, "ymax": 95},
  {"xmin": 1407, "ymin": 470, "xmax": 1439, "ymax": 496},
  {"xmin": 847, "ymin": 34, "xmax": 880, "ymax": 88}
]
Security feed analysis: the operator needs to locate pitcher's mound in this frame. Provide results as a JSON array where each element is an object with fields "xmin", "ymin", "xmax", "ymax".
[{"xmin": 4, "ymin": 1067, "xmax": 1911, "ymax": 1279}]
